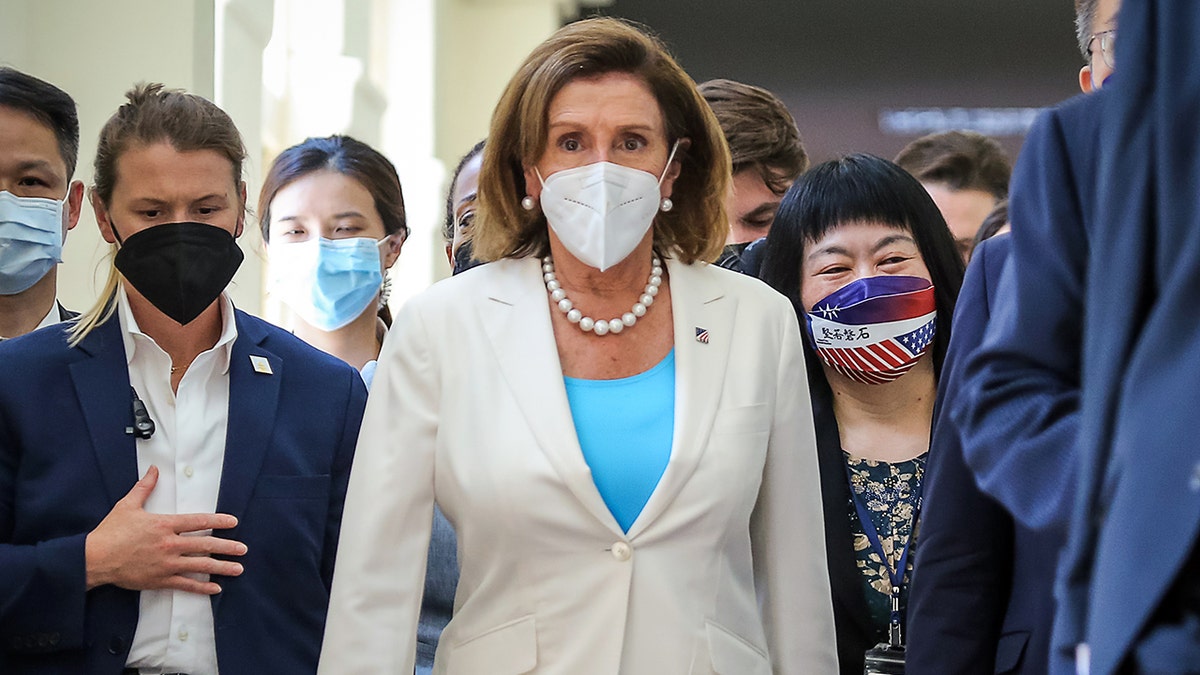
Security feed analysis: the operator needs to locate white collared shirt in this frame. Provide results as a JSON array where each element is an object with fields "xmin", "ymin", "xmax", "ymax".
[
  {"xmin": 117, "ymin": 285, "xmax": 237, "ymax": 675},
  {"xmin": 33, "ymin": 301, "xmax": 58, "ymax": 331}
]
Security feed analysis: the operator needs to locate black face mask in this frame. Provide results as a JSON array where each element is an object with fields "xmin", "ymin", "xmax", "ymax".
[
  {"xmin": 451, "ymin": 239, "xmax": 484, "ymax": 276},
  {"xmin": 113, "ymin": 221, "xmax": 244, "ymax": 325}
]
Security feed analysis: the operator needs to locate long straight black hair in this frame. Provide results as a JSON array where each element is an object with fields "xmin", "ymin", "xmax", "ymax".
[{"xmin": 758, "ymin": 153, "xmax": 964, "ymax": 384}]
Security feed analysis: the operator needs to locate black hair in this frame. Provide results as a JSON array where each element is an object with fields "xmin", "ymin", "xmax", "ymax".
[
  {"xmin": 259, "ymin": 135, "xmax": 406, "ymax": 327},
  {"xmin": 0, "ymin": 67, "xmax": 80, "ymax": 176},
  {"xmin": 443, "ymin": 138, "xmax": 486, "ymax": 245},
  {"xmin": 758, "ymin": 153, "xmax": 964, "ymax": 383}
]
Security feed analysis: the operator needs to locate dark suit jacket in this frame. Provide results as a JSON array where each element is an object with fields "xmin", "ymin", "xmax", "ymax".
[
  {"xmin": 953, "ymin": 91, "xmax": 1103, "ymax": 540},
  {"xmin": 1057, "ymin": 2, "xmax": 1200, "ymax": 672},
  {"xmin": 907, "ymin": 235, "xmax": 1060, "ymax": 675},
  {"xmin": 0, "ymin": 310, "xmax": 367, "ymax": 674},
  {"xmin": 812, "ymin": 381, "xmax": 876, "ymax": 675}
]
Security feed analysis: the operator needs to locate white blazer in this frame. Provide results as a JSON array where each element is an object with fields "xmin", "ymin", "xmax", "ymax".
[{"xmin": 318, "ymin": 257, "xmax": 837, "ymax": 675}]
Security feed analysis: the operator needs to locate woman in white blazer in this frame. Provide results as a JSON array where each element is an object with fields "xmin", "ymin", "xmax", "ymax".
[{"xmin": 318, "ymin": 17, "xmax": 837, "ymax": 675}]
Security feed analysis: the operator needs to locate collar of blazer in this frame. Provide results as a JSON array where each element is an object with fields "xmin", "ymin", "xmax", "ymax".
[
  {"xmin": 476, "ymin": 256, "xmax": 738, "ymax": 539},
  {"xmin": 69, "ymin": 309, "xmax": 282, "ymax": 526}
]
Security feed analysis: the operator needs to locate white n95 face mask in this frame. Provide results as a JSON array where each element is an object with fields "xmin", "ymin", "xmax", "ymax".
[
  {"xmin": 537, "ymin": 141, "xmax": 679, "ymax": 272},
  {"xmin": 0, "ymin": 190, "xmax": 66, "ymax": 295}
]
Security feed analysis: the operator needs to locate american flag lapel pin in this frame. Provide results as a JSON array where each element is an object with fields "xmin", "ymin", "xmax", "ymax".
[{"xmin": 695, "ymin": 327, "xmax": 709, "ymax": 344}]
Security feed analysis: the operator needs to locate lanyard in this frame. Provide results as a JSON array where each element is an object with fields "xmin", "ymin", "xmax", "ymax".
[{"xmin": 845, "ymin": 464, "xmax": 923, "ymax": 648}]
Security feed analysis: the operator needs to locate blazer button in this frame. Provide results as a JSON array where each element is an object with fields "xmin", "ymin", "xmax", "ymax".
[
  {"xmin": 611, "ymin": 542, "xmax": 632, "ymax": 562},
  {"xmin": 108, "ymin": 635, "xmax": 126, "ymax": 655}
]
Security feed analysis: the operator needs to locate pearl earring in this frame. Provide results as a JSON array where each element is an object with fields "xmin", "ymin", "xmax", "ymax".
[
  {"xmin": 660, "ymin": 197, "xmax": 673, "ymax": 212},
  {"xmin": 521, "ymin": 196, "xmax": 536, "ymax": 211}
]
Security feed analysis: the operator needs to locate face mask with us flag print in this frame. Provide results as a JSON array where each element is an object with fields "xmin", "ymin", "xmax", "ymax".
[{"xmin": 805, "ymin": 275, "xmax": 936, "ymax": 385}]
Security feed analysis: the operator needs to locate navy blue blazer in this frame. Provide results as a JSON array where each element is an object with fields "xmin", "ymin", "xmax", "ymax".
[
  {"xmin": 0, "ymin": 310, "xmax": 367, "ymax": 674},
  {"xmin": 1056, "ymin": 2, "xmax": 1200, "ymax": 672},
  {"xmin": 953, "ymin": 91, "xmax": 1103, "ymax": 539},
  {"xmin": 907, "ymin": 234, "xmax": 1060, "ymax": 675}
]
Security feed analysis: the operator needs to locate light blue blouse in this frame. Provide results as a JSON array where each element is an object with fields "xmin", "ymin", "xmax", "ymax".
[{"xmin": 563, "ymin": 349, "xmax": 675, "ymax": 533}]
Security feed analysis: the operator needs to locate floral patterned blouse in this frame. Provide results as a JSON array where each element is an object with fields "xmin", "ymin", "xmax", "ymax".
[{"xmin": 844, "ymin": 451, "xmax": 927, "ymax": 644}]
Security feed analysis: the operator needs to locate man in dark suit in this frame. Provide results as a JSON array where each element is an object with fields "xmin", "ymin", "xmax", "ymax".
[
  {"xmin": 910, "ymin": 2, "xmax": 1119, "ymax": 672},
  {"xmin": 0, "ymin": 67, "xmax": 85, "ymax": 339},
  {"xmin": 0, "ymin": 83, "xmax": 368, "ymax": 674},
  {"xmin": 1054, "ymin": 0, "xmax": 1200, "ymax": 671},
  {"xmin": 907, "ymin": 234, "xmax": 1060, "ymax": 675}
]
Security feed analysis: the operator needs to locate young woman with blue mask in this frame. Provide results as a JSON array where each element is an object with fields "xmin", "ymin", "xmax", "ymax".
[{"xmin": 259, "ymin": 135, "xmax": 407, "ymax": 387}]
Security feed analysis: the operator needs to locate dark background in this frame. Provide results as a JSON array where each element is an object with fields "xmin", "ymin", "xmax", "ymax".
[{"xmin": 573, "ymin": 0, "xmax": 1084, "ymax": 165}]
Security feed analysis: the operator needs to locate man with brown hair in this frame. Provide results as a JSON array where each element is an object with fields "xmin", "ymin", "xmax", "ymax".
[
  {"xmin": 699, "ymin": 79, "xmax": 807, "ymax": 259},
  {"xmin": 895, "ymin": 130, "xmax": 1011, "ymax": 262}
]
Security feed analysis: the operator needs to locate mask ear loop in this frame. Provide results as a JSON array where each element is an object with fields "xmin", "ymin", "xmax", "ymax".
[
  {"xmin": 375, "ymin": 233, "xmax": 400, "ymax": 308},
  {"xmin": 656, "ymin": 139, "xmax": 682, "ymax": 187}
]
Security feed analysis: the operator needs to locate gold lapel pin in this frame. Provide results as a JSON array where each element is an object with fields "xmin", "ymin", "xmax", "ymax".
[{"xmin": 249, "ymin": 355, "xmax": 273, "ymax": 375}]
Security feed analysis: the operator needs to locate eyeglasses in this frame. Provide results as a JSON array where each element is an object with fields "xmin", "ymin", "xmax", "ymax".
[{"xmin": 1088, "ymin": 29, "xmax": 1116, "ymax": 70}]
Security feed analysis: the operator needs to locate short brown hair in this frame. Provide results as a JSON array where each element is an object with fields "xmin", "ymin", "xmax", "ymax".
[
  {"xmin": 894, "ymin": 130, "xmax": 1011, "ymax": 200},
  {"xmin": 92, "ymin": 82, "xmax": 246, "ymax": 207},
  {"xmin": 698, "ymin": 78, "xmax": 807, "ymax": 195},
  {"xmin": 474, "ymin": 17, "xmax": 730, "ymax": 264}
]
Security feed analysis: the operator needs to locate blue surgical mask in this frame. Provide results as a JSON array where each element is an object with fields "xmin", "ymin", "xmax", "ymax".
[
  {"xmin": 0, "ymin": 190, "xmax": 66, "ymax": 295},
  {"xmin": 268, "ymin": 235, "xmax": 389, "ymax": 331}
]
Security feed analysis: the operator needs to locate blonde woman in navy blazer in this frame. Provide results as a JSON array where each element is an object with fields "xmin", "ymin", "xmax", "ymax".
[{"xmin": 319, "ymin": 18, "xmax": 836, "ymax": 675}]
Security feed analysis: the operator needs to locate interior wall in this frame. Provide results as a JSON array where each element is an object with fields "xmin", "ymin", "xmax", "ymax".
[
  {"xmin": 0, "ymin": 0, "xmax": 597, "ymax": 316},
  {"xmin": 0, "ymin": 0, "xmax": 274, "ymax": 315},
  {"xmin": 590, "ymin": 0, "xmax": 1086, "ymax": 164}
]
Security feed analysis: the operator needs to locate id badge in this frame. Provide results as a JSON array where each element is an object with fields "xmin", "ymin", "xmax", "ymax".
[{"xmin": 863, "ymin": 643, "xmax": 905, "ymax": 675}]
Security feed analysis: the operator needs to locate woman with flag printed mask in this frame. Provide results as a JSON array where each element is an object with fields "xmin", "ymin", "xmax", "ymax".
[
  {"xmin": 758, "ymin": 153, "xmax": 963, "ymax": 675},
  {"xmin": 259, "ymin": 135, "xmax": 408, "ymax": 388},
  {"xmin": 319, "ymin": 17, "xmax": 837, "ymax": 675}
]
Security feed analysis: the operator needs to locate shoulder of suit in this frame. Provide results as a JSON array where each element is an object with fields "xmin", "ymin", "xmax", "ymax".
[
  {"xmin": 232, "ymin": 309, "xmax": 360, "ymax": 379},
  {"xmin": 0, "ymin": 320, "xmax": 76, "ymax": 359},
  {"xmin": 401, "ymin": 257, "xmax": 536, "ymax": 311},
  {"xmin": 681, "ymin": 260, "xmax": 796, "ymax": 316}
]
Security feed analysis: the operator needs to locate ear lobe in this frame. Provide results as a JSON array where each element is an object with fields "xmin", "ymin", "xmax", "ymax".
[
  {"xmin": 523, "ymin": 165, "xmax": 543, "ymax": 202},
  {"xmin": 1080, "ymin": 65, "xmax": 1095, "ymax": 93},
  {"xmin": 91, "ymin": 192, "xmax": 119, "ymax": 244},
  {"xmin": 660, "ymin": 138, "xmax": 690, "ymax": 199},
  {"xmin": 235, "ymin": 181, "xmax": 248, "ymax": 238},
  {"xmin": 65, "ymin": 181, "xmax": 85, "ymax": 232},
  {"xmin": 383, "ymin": 233, "xmax": 405, "ymax": 269}
]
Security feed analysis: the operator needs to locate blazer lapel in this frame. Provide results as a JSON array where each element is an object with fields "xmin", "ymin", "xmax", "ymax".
[
  {"xmin": 215, "ymin": 312, "xmax": 281, "ymax": 522},
  {"xmin": 477, "ymin": 259, "xmax": 623, "ymax": 536},
  {"xmin": 626, "ymin": 260, "xmax": 734, "ymax": 540},
  {"xmin": 813, "ymin": 386, "xmax": 877, "ymax": 640},
  {"xmin": 70, "ymin": 318, "xmax": 139, "ymax": 504}
]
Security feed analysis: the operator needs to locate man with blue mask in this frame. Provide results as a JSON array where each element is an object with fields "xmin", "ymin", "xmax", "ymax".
[{"xmin": 0, "ymin": 67, "xmax": 85, "ymax": 340}]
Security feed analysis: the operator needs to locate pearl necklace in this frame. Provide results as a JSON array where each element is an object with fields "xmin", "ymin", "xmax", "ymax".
[{"xmin": 542, "ymin": 255, "xmax": 662, "ymax": 336}]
